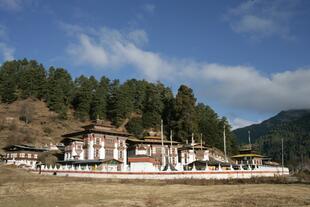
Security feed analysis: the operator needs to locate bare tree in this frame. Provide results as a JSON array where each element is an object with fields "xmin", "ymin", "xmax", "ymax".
[{"xmin": 19, "ymin": 103, "xmax": 34, "ymax": 124}]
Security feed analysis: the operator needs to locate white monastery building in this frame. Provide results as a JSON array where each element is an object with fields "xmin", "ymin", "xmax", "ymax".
[{"xmin": 59, "ymin": 120, "xmax": 211, "ymax": 171}]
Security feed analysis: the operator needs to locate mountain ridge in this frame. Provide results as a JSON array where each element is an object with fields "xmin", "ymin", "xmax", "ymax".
[
  {"xmin": 234, "ymin": 109, "xmax": 310, "ymax": 143},
  {"xmin": 233, "ymin": 109, "xmax": 310, "ymax": 169}
]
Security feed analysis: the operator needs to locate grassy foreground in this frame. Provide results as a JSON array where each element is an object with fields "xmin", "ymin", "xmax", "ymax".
[{"xmin": 0, "ymin": 165, "xmax": 309, "ymax": 207}]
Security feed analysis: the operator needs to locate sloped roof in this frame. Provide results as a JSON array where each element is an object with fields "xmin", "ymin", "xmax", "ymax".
[
  {"xmin": 57, "ymin": 158, "xmax": 123, "ymax": 165},
  {"xmin": 3, "ymin": 144, "xmax": 48, "ymax": 152},
  {"xmin": 231, "ymin": 154, "xmax": 266, "ymax": 158},
  {"xmin": 187, "ymin": 159, "xmax": 237, "ymax": 167},
  {"xmin": 179, "ymin": 143, "xmax": 208, "ymax": 150},
  {"xmin": 127, "ymin": 137, "xmax": 180, "ymax": 145},
  {"xmin": 60, "ymin": 136, "xmax": 83, "ymax": 144},
  {"xmin": 62, "ymin": 127, "xmax": 131, "ymax": 138}
]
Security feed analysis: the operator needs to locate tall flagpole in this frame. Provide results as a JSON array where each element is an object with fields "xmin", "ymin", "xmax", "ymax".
[
  {"xmin": 223, "ymin": 124, "xmax": 227, "ymax": 162},
  {"xmin": 248, "ymin": 130, "xmax": 251, "ymax": 146},
  {"xmin": 192, "ymin": 133, "xmax": 195, "ymax": 161},
  {"xmin": 161, "ymin": 119, "xmax": 165, "ymax": 169},
  {"xmin": 281, "ymin": 138, "xmax": 284, "ymax": 175},
  {"xmin": 200, "ymin": 133, "xmax": 203, "ymax": 150},
  {"xmin": 170, "ymin": 130, "xmax": 173, "ymax": 165}
]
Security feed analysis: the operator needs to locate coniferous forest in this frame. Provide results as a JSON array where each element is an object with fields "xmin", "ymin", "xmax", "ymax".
[
  {"xmin": 0, "ymin": 59, "xmax": 238, "ymax": 155},
  {"xmin": 234, "ymin": 110, "xmax": 310, "ymax": 170}
]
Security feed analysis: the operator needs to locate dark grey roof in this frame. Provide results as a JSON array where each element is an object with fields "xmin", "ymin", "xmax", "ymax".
[
  {"xmin": 62, "ymin": 128, "xmax": 131, "ymax": 138},
  {"xmin": 60, "ymin": 136, "xmax": 83, "ymax": 144},
  {"xmin": 57, "ymin": 158, "xmax": 123, "ymax": 165},
  {"xmin": 127, "ymin": 138, "xmax": 180, "ymax": 145},
  {"xmin": 3, "ymin": 144, "xmax": 48, "ymax": 152},
  {"xmin": 187, "ymin": 159, "xmax": 238, "ymax": 167}
]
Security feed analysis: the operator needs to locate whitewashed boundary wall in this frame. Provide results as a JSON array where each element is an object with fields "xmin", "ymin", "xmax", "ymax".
[{"xmin": 33, "ymin": 167, "xmax": 289, "ymax": 180}]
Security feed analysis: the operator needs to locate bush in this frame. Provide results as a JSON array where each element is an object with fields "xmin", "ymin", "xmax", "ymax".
[{"xmin": 43, "ymin": 127, "xmax": 52, "ymax": 134}]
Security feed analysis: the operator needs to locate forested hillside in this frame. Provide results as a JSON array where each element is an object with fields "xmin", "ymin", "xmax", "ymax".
[
  {"xmin": 0, "ymin": 59, "xmax": 237, "ymax": 155},
  {"xmin": 234, "ymin": 110, "xmax": 310, "ymax": 169}
]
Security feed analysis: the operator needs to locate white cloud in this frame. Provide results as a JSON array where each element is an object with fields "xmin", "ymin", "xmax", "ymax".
[
  {"xmin": 143, "ymin": 3, "xmax": 155, "ymax": 14},
  {"xmin": 0, "ymin": 0, "xmax": 23, "ymax": 11},
  {"xmin": 233, "ymin": 15, "xmax": 274, "ymax": 35},
  {"xmin": 64, "ymin": 24, "xmax": 175, "ymax": 80},
  {"xmin": 226, "ymin": 0, "xmax": 299, "ymax": 40},
  {"xmin": 63, "ymin": 24, "xmax": 310, "ymax": 115},
  {"xmin": 199, "ymin": 66, "xmax": 310, "ymax": 113},
  {"xmin": 127, "ymin": 29, "xmax": 148, "ymax": 46},
  {"xmin": 0, "ymin": 25, "xmax": 14, "ymax": 61},
  {"xmin": 67, "ymin": 34, "xmax": 109, "ymax": 68},
  {"xmin": 230, "ymin": 117, "xmax": 260, "ymax": 130},
  {"xmin": 0, "ymin": 42, "xmax": 14, "ymax": 61}
]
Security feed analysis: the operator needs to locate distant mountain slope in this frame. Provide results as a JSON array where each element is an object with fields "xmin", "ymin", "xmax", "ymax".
[
  {"xmin": 233, "ymin": 109, "xmax": 310, "ymax": 169},
  {"xmin": 234, "ymin": 109, "xmax": 310, "ymax": 144}
]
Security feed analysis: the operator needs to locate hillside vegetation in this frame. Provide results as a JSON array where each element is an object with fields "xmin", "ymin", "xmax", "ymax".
[
  {"xmin": 0, "ymin": 59, "xmax": 237, "ymax": 154},
  {"xmin": 0, "ymin": 99, "xmax": 88, "ymax": 153},
  {"xmin": 234, "ymin": 110, "xmax": 310, "ymax": 170}
]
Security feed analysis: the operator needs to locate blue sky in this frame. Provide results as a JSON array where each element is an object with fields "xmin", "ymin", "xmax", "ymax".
[{"xmin": 1, "ymin": 0, "xmax": 310, "ymax": 129}]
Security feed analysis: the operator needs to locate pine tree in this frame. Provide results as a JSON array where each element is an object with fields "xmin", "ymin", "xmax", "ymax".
[
  {"xmin": 142, "ymin": 84, "xmax": 164, "ymax": 130},
  {"xmin": 130, "ymin": 79, "xmax": 149, "ymax": 112},
  {"xmin": 72, "ymin": 75, "xmax": 98, "ymax": 120},
  {"xmin": 196, "ymin": 104, "xmax": 219, "ymax": 146},
  {"xmin": 46, "ymin": 67, "xmax": 73, "ymax": 119},
  {"xmin": 195, "ymin": 103, "xmax": 237, "ymax": 155},
  {"xmin": 112, "ymin": 81, "xmax": 135, "ymax": 126},
  {"xmin": 173, "ymin": 85, "xmax": 198, "ymax": 142},
  {"xmin": 18, "ymin": 60, "xmax": 46, "ymax": 99},
  {"xmin": 107, "ymin": 79, "xmax": 121, "ymax": 121},
  {"xmin": 90, "ymin": 76, "xmax": 110, "ymax": 120},
  {"xmin": 0, "ymin": 60, "xmax": 19, "ymax": 103},
  {"xmin": 157, "ymin": 83, "xmax": 174, "ymax": 133}
]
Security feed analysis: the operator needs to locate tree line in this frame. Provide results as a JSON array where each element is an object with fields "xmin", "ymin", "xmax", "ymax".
[
  {"xmin": 258, "ymin": 115, "xmax": 310, "ymax": 170},
  {"xmin": 0, "ymin": 59, "xmax": 237, "ymax": 154}
]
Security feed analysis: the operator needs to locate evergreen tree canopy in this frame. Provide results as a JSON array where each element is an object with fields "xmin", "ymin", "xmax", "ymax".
[
  {"xmin": 90, "ymin": 76, "xmax": 110, "ymax": 120},
  {"xmin": 72, "ymin": 75, "xmax": 98, "ymax": 120},
  {"xmin": 46, "ymin": 67, "xmax": 73, "ymax": 118},
  {"xmin": 142, "ymin": 84, "xmax": 164, "ymax": 130},
  {"xmin": 17, "ymin": 60, "xmax": 46, "ymax": 99},
  {"xmin": 112, "ymin": 80, "xmax": 135, "ymax": 126},
  {"xmin": 173, "ymin": 85, "xmax": 198, "ymax": 142},
  {"xmin": 0, "ymin": 60, "xmax": 19, "ymax": 103}
]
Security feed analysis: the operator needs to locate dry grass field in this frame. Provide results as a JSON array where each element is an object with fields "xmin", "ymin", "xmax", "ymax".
[{"xmin": 0, "ymin": 165, "xmax": 310, "ymax": 207}]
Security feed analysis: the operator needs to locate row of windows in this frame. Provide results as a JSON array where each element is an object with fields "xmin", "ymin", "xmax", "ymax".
[
  {"xmin": 84, "ymin": 149, "xmax": 125, "ymax": 159},
  {"xmin": 6, "ymin": 153, "xmax": 38, "ymax": 159},
  {"xmin": 151, "ymin": 146, "xmax": 177, "ymax": 155},
  {"xmin": 84, "ymin": 138, "xmax": 125, "ymax": 147}
]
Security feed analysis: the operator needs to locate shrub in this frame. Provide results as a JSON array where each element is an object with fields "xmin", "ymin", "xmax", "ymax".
[{"xmin": 43, "ymin": 127, "xmax": 52, "ymax": 134}]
